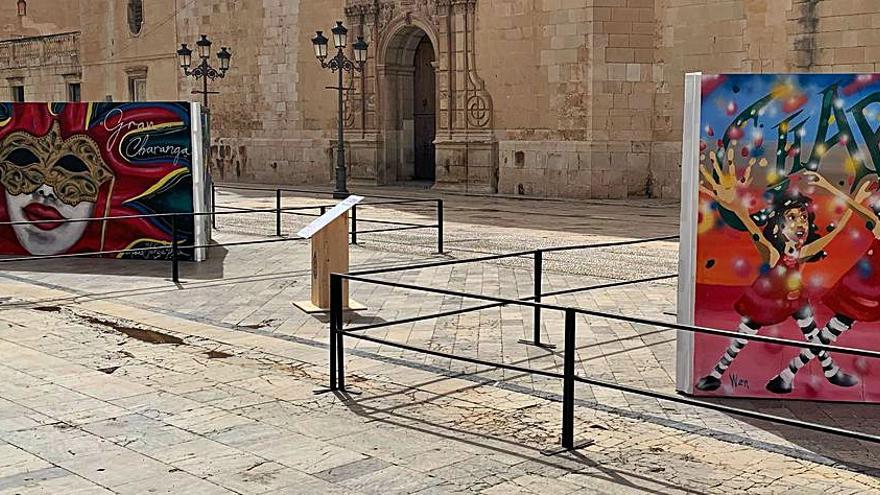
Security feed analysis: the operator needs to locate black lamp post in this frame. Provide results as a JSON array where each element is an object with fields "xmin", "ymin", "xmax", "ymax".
[
  {"xmin": 312, "ymin": 21, "xmax": 368, "ymax": 199},
  {"xmin": 176, "ymin": 35, "xmax": 232, "ymax": 109}
]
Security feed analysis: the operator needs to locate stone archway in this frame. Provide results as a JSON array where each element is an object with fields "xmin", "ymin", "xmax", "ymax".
[
  {"xmin": 379, "ymin": 25, "xmax": 436, "ymax": 183},
  {"xmin": 344, "ymin": 0, "xmax": 497, "ymax": 192}
]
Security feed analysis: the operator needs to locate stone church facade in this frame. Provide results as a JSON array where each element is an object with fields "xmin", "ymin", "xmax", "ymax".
[{"xmin": 2, "ymin": 0, "xmax": 879, "ymax": 199}]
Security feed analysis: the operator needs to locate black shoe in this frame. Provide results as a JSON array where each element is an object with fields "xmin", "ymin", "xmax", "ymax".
[
  {"xmin": 696, "ymin": 375, "xmax": 721, "ymax": 391},
  {"xmin": 765, "ymin": 375, "xmax": 792, "ymax": 394},
  {"xmin": 827, "ymin": 371, "xmax": 859, "ymax": 388}
]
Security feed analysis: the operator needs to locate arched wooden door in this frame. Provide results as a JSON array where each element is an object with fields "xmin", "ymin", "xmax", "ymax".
[{"xmin": 412, "ymin": 36, "xmax": 436, "ymax": 181}]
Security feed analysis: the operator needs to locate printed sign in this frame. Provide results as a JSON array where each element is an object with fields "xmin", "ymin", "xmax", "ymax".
[
  {"xmin": 678, "ymin": 73, "xmax": 880, "ymax": 402},
  {"xmin": 0, "ymin": 102, "xmax": 208, "ymax": 261},
  {"xmin": 297, "ymin": 195, "xmax": 363, "ymax": 239}
]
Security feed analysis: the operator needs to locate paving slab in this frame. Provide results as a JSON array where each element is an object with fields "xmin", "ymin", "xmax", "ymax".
[{"xmin": 0, "ymin": 188, "xmax": 878, "ymax": 493}]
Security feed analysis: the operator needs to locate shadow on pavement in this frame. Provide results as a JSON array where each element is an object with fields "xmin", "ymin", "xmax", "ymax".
[
  {"xmin": 715, "ymin": 397, "xmax": 880, "ymax": 474},
  {"xmin": 0, "ymin": 243, "xmax": 229, "ymax": 281},
  {"xmin": 336, "ymin": 389, "xmax": 707, "ymax": 495}
]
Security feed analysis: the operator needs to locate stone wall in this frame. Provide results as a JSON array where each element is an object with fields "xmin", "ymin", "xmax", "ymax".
[
  {"xmin": 79, "ymin": 0, "xmax": 180, "ymax": 102},
  {"xmin": 9, "ymin": 1, "xmax": 880, "ymax": 199},
  {"xmin": 651, "ymin": 0, "xmax": 792, "ymax": 198},
  {"xmin": 0, "ymin": 31, "xmax": 80, "ymax": 102},
  {"xmin": 486, "ymin": 0, "xmax": 658, "ymax": 199},
  {"xmin": 174, "ymin": 0, "xmax": 343, "ymax": 186},
  {"xmin": 0, "ymin": 0, "xmax": 81, "ymax": 41}
]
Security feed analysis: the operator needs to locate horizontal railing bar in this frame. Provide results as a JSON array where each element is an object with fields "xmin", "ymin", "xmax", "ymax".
[
  {"xmin": 352, "ymin": 225, "xmax": 436, "ymax": 235},
  {"xmin": 360, "ymin": 198, "xmax": 437, "ymax": 206},
  {"xmin": 341, "ymin": 273, "xmax": 880, "ymax": 358},
  {"xmin": 345, "ymin": 274, "xmax": 680, "ymax": 333},
  {"xmin": 339, "ymin": 329, "xmax": 565, "ymax": 380},
  {"xmin": 216, "ymin": 204, "xmax": 337, "ymax": 213},
  {"xmin": 539, "ymin": 274, "xmax": 679, "ymax": 298},
  {"xmin": 0, "ymin": 234, "xmax": 310, "ymax": 264},
  {"xmin": 349, "ymin": 250, "xmax": 539, "ymax": 276},
  {"xmin": 280, "ymin": 211, "xmax": 320, "ymax": 218},
  {"xmin": 214, "ymin": 183, "xmax": 434, "ymax": 203},
  {"xmin": 341, "ymin": 327, "xmax": 880, "ymax": 444},
  {"xmin": 344, "ymin": 303, "xmax": 505, "ymax": 333},
  {"xmin": 343, "ymin": 273, "xmax": 565, "ymax": 310},
  {"xmin": 569, "ymin": 305, "xmax": 880, "ymax": 360},
  {"xmin": 187, "ymin": 237, "xmax": 309, "ymax": 250},
  {"xmin": 0, "ymin": 206, "xmax": 325, "ymax": 227},
  {"xmin": 572, "ymin": 375, "xmax": 880, "ymax": 444},
  {"xmin": 540, "ymin": 235, "xmax": 679, "ymax": 253},
  {"xmin": 348, "ymin": 235, "xmax": 679, "ymax": 276},
  {"xmin": 213, "ymin": 184, "xmax": 278, "ymax": 191},
  {"xmin": 349, "ymin": 218, "xmax": 433, "ymax": 228},
  {"xmin": 0, "ymin": 243, "xmax": 189, "ymax": 263}
]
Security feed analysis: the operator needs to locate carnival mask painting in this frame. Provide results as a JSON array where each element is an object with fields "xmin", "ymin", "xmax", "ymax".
[
  {"xmin": 0, "ymin": 123, "xmax": 114, "ymax": 255},
  {"xmin": 0, "ymin": 102, "xmax": 198, "ymax": 260}
]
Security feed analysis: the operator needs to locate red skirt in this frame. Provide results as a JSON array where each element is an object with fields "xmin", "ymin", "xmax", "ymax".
[
  {"xmin": 823, "ymin": 238, "xmax": 880, "ymax": 322},
  {"xmin": 734, "ymin": 264, "xmax": 807, "ymax": 326}
]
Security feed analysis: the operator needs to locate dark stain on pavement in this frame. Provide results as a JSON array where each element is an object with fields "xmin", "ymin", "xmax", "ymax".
[
  {"xmin": 33, "ymin": 306, "xmax": 62, "ymax": 312},
  {"xmin": 80, "ymin": 315, "xmax": 185, "ymax": 345}
]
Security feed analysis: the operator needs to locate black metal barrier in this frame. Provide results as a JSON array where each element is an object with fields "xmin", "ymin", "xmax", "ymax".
[
  {"xmin": 327, "ymin": 236, "xmax": 880, "ymax": 452},
  {"xmin": 0, "ymin": 185, "xmax": 446, "ymax": 283},
  {"xmin": 212, "ymin": 183, "xmax": 444, "ymax": 254},
  {"xmin": 0, "ymin": 207, "xmax": 319, "ymax": 283}
]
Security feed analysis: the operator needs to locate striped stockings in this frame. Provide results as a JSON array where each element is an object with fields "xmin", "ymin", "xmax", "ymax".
[
  {"xmin": 775, "ymin": 315, "xmax": 854, "ymax": 386},
  {"xmin": 706, "ymin": 319, "xmax": 760, "ymax": 381}
]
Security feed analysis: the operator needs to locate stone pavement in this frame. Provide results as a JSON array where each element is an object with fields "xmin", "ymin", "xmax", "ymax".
[{"xmin": 0, "ymin": 186, "xmax": 878, "ymax": 494}]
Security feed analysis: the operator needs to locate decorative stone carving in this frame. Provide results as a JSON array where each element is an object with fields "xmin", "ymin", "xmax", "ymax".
[
  {"xmin": 343, "ymin": 0, "xmax": 497, "ymax": 192},
  {"xmin": 344, "ymin": 0, "xmax": 493, "ymax": 133}
]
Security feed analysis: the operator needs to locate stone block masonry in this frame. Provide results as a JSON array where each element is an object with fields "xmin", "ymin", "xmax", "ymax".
[{"xmin": 8, "ymin": 0, "xmax": 880, "ymax": 200}]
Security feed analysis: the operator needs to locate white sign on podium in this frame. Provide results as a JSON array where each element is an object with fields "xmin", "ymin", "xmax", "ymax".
[
  {"xmin": 293, "ymin": 195, "xmax": 365, "ymax": 314},
  {"xmin": 298, "ymin": 195, "xmax": 364, "ymax": 239}
]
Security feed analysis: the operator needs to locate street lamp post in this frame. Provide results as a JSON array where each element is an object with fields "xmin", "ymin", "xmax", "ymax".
[
  {"xmin": 177, "ymin": 36, "xmax": 231, "ymax": 232},
  {"xmin": 312, "ymin": 21, "xmax": 368, "ymax": 199},
  {"xmin": 176, "ymin": 35, "xmax": 232, "ymax": 109}
]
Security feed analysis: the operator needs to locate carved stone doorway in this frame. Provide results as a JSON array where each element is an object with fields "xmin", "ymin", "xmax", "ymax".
[
  {"xmin": 379, "ymin": 25, "xmax": 436, "ymax": 183},
  {"xmin": 345, "ymin": 0, "xmax": 497, "ymax": 192}
]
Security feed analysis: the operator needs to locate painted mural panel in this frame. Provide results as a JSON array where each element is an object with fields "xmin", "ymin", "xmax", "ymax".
[
  {"xmin": 0, "ymin": 102, "xmax": 198, "ymax": 260},
  {"xmin": 680, "ymin": 74, "xmax": 880, "ymax": 402}
]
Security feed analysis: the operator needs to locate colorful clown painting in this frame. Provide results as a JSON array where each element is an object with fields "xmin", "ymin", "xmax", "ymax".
[
  {"xmin": 0, "ymin": 102, "xmax": 208, "ymax": 261},
  {"xmin": 678, "ymin": 73, "xmax": 880, "ymax": 402}
]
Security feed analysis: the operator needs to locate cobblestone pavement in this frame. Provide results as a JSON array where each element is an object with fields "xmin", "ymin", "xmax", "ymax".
[{"xmin": 0, "ymin": 186, "xmax": 878, "ymax": 494}]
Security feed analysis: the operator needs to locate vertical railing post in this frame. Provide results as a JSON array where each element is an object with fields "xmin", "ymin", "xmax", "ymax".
[
  {"xmin": 351, "ymin": 204, "xmax": 358, "ymax": 245},
  {"xmin": 534, "ymin": 250, "xmax": 543, "ymax": 344},
  {"xmin": 211, "ymin": 182, "xmax": 216, "ymax": 229},
  {"xmin": 275, "ymin": 189, "xmax": 282, "ymax": 237},
  {"xmin": 171, "ymin": 214, "xmax": 180, "ymax": 284},
  {"xmin": 562, "ymin": 308, "xmax": 576, "ymax": 449},
  {"xmin": 520, "ymin": 250, "xmax": 554, "ymax": 348},
  {"xmin": 329, "ymin": 274, "xmax": 342, "ymax": 390},
  {"xmin": 330, "ymin": 274, "xmax": 344, "ymax": 391},
  {"xmin": 437, "ymin": 199, "xmax": 444, "ymax": 254}
]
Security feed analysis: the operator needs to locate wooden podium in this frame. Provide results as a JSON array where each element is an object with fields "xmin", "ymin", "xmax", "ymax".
[{"xmin": 293, "ymin": 196, "xmax": 365, "ymax": 314}]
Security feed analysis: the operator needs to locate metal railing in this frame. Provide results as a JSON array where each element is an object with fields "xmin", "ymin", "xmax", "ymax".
[
  {"xmin": 327, "ymin": 236, "xmax": 880, "ymax": 452},
  {"xmin": 212, "ymin": 183, "xmax": 444, "ymax": 254},
  {"xmin": 0, "ymin": 207, "xmax": 318, "ymax": 282},
  {"xmin": 0, "ymin": 185, "xmax": 446, "ymax": 283}
]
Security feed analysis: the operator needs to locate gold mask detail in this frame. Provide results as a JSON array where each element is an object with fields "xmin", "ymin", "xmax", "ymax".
[{"xmin": 0, "ymin": 122, "xmax": 113, "ymax": 207}]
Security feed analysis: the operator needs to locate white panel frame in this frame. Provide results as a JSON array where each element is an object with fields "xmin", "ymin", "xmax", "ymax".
[
  {"xmin": 676, "ymin": 72, "xmax": 702, "ymax": 394},
  {"xmin": 190, "ymin": 102, "xmax": 209, "ymax": 262}
]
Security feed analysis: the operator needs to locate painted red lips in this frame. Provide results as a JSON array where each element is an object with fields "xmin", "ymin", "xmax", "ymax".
[{"xmin": 23, "ymin": 203, "xmax": 65, "ymax": 231}]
